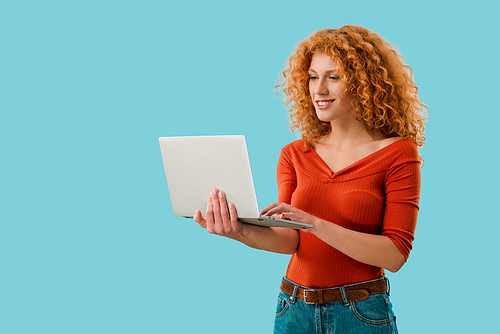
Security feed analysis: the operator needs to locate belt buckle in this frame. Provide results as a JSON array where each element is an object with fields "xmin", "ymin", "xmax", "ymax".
[{"xmin": 303, "ymin": 289, "xmax": 316, "ymax": 304}]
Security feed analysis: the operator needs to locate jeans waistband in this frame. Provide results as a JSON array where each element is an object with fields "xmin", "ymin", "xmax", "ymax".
[{"xmin": 280, "ymin": 277, "xmax": 388, "ymax": 304}]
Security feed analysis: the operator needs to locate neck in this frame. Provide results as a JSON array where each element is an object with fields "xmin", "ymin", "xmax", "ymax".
[{"xmin": 319, "ymin": 118, "xmax": 383, "ymax": 149}]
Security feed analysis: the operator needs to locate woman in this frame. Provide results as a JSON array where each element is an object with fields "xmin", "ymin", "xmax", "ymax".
[{"xmin": 194, "ymin": 25, "xmax": 426, "ymax": 333}]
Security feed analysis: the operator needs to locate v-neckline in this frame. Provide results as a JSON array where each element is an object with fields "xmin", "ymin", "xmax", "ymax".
[{"xmin": 311, "ymin": 138, "xmax": 406, "ymax": 175}]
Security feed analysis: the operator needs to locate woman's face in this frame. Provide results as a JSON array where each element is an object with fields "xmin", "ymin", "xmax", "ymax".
[{"xmin": 308, "ymin": 53, "xmax": 353, "ymax": 124}]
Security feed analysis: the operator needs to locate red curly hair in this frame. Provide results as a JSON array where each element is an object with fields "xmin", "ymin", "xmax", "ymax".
[{"xmin": 276, "ymin": 25, "xmax": 427, "ymax": 148}]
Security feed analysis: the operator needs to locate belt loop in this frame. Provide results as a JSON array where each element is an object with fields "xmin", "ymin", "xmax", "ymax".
[
  {"xmin": 385, "ymin": 277, "xmax": 391, "ymax": 296},
  {"xmin": 290, "ymin": 283, "xmax": 298, "ymax": 304},
  {"xmin": 340, "ymin": 287, "xmax": 350, "ymax": 306}
]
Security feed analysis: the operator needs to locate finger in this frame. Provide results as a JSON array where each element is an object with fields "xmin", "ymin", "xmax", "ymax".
[
  {"xmin": 228, "ymin": 202, "xmax": 240, "ymax": 231},
  {"xmin": 211, "ymin": 189, "xmax": 223, "ymax": 234},
  {"xmin": 218, "ymin": 191, "xmax": 231, "ymax": 233},
  {"xmin": 262, "ymin": 203, "xmax": 290, "ymax": 217},
  {"xmin": 260, "ymin": 202, "xmax": 280, "ymax": 216},
  {"xmin": 281, "ymin": 212, "xmax": 315, "ymax": 231},
  {"xmin": 205, "ymin": 191, "xmax": 215, "ymax": 233}
]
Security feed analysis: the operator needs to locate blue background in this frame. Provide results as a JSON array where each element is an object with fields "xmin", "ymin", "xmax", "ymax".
[{"xmin": 1, "ymin": 1, "xmax": 498, "ymax": 333}]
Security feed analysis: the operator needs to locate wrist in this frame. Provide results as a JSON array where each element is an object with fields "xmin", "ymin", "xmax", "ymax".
[
  {"xmin": 229, "ymin": 222, "xmax": 247, "ymax": 241},
  {"xmin": 310, "ymin": 217, "xmax": 326, "ymax": 235}
]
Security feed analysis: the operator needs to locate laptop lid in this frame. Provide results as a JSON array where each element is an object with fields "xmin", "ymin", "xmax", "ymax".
[{"xmin": 159, "ymin": 135, "xmax": 261, "ymax": 218}]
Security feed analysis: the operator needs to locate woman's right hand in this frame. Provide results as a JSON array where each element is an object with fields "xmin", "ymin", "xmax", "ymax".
[
  {"xmin": 194, "ymin": 188, "xmax": 300, "ymax": 254},
  {"xmin": 193, "ymin": 188, "xmax": 243, "ymax": 239}
]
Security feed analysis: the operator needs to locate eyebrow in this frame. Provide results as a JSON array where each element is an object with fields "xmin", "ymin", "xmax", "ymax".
[{"xmin": 308, "ymin": 69, "xmax": 338, "ymax": 74}]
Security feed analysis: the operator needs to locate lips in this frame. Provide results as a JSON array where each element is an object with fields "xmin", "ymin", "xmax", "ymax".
[{"xmin": 316, "ymin": 99, "xmax": 335, "ymax": 107}]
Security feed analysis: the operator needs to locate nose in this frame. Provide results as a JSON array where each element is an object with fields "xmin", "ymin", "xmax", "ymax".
[{"xmin": 314, "ymin": 78, "xmax": 328, "ymax": 96}]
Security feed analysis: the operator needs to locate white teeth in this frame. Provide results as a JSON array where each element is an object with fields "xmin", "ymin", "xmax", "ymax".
[{"xmin": 318, "ymin": 100, "xmax": 333, "ymax": 106}]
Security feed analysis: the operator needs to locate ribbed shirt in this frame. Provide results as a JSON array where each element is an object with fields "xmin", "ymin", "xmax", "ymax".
[{"xmin": 277, "ymin": 138, "xmax": 421, "ymax": 289}]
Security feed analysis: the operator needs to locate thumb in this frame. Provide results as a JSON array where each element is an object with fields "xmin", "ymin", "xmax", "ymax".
[{"xmin": 194, "ymin": 210, "xmax": 207, "ymax": 228}]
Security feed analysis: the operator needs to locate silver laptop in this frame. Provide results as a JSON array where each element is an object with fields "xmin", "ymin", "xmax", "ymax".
[{"xmin": 158, "ymin": 135, "xmax": 312, "ymax": 229}]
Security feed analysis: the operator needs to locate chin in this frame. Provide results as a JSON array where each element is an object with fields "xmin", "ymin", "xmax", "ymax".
[{"xmin": 315, "ymin": 112, "xmax": 333, "ymax": 123}]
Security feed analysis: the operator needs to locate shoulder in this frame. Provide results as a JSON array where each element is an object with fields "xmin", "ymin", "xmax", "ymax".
[
  {"xmin": 386, "ymin": 138, "xmax": 420, "ymax": 165},
  {"xmin": 281, "ymin": 139, "xmax": 310, "ymax": 155},
  {"xmin": 280, "ymin": 139, "xmax": 309, "ymax": 161},
  {"xmin": 281, "ymin": 139, "xmax": 307, "ymax": 152},
  {"xmin": 383, "ymin": 139, "xmax": 422, "ymax": 195},
  {"xmin": 382, "ymin": 139, "xmax": 422, "ymax": 181}
]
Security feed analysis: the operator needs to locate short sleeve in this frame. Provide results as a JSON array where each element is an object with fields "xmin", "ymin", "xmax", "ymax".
[
  {"xmin": 382, "ymin": 147, "xmax": 421, "ymax": 260},
  {"xmin": 277, "ymin": 149, "xmax": 297, "ymax": 205}
]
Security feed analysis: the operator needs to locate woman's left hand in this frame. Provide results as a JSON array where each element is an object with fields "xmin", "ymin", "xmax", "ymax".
[{"xmin": 260, "ymin": 203, "xmax": 320, "ymax": 232}]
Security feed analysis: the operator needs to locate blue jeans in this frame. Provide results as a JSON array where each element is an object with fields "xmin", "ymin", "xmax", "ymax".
[{"xmin": 273, "ymin": 277, "xmax": 399, "ymax": 334}]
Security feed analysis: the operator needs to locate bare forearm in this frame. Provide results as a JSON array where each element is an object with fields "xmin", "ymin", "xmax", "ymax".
[
  {"xmin": 262, "ymin": 202, "xmax": 407, "ymax": 272},
  {"xmin": 232, "ymin": 224, "xmax": 299, "ymax": 255},
  {"xmin": 312, "ymin": 218, "xmax": 405, "ymax": 272}
]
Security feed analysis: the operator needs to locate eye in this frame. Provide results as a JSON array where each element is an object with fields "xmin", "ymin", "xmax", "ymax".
[
  {"xmin": 330, "ymin": 76, "xmax": 339, "ymax": 81},
  {"xmin": 309, "ymin": 76, "xmax": 318, "ymax": 80}
]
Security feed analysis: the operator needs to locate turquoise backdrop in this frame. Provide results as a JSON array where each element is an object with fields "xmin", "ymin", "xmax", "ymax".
[{"xmin": 2, "ymin": 1, "xmax": 498, "ymax": 333}]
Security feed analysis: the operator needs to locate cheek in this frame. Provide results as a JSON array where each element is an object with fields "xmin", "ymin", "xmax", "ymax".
[
  {"xmin": 308, "ymin": 79, "xmax": 319, "ymax": 93},
  {"xmin": 338, "ymin": 91, "xmax": 352, "ymax": 110},
  {"xmin": 340, "ymin": 97, "xmax": 352, "ymax": 109},
  {"xmin": 340, "ymin": 89, "xmax": 352, "ymax": 101}
]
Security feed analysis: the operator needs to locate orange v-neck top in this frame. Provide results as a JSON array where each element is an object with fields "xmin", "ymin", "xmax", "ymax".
[{"xmin": 277, "ymin": 138, "xmax": 421, "ymax": 289}]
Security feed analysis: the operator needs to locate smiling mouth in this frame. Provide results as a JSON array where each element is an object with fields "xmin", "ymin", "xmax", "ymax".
[{"xmin": 317, "ymin": 100, "xmax": 335, "ymax": 106}]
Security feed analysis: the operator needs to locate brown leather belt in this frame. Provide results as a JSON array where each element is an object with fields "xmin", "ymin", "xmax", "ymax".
[{"xmin": 280, "ymin": 278, "xmax": 388, "ymax": 304}]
